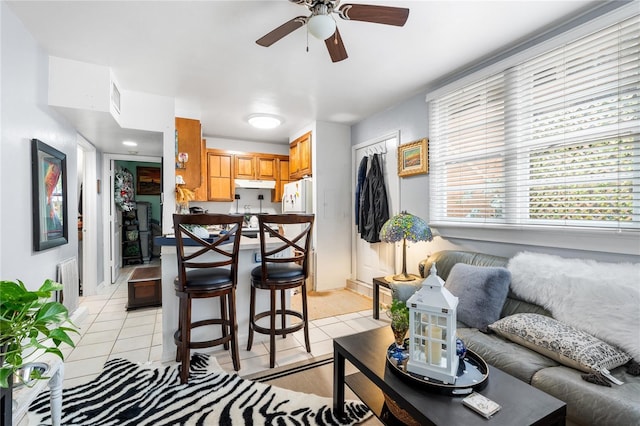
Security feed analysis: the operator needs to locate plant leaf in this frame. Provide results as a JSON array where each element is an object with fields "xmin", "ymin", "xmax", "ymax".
[
  {"xmin": 49, "ymin": 328, "xmax": 75, "ymax": 347},
  {"xmin": 35, "ymin": 302, "xmax": 68, "ymax": 323},
  {"xmin": 44, "ymin": 347, "xmax": 63, "ymax": 359},
  {"xmin": 0, "ymin": 368, "xmax": 12, "ymax": 388},
  {"xmin": 39, "ymin": 279, "xmax": 63, "ymax": 293}
]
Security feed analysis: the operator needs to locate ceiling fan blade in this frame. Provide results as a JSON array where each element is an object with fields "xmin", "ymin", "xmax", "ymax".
[
  {"xmin": 256, "ymin": 16, "xmax": 307, "ymax": 47},
  {"xmin": 324, "ymin": 28, "xmax": 348, "ymax": 63},
  {"xmin": 337, "ymin": 4, "xmax": 409, "ymax": 26}
]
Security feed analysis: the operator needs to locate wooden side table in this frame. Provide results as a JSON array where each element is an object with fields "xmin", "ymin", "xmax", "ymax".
[
  {"xmin": 372, "ymin": 277, "xmax": 390, "ymax": 320},
  {"xmin": 12, "ymin": 353, "xmax": 63, "ymax": 426}
]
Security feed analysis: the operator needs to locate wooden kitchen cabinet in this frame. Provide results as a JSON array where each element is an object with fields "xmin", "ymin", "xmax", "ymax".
[
  {"xmin": 234, "ymin": 154, "xmax": 255, "ymax": 179},
  {"xmin": 175, "ymin": 117, "xmax": 206, "ymax": 200},
  {"xmin": 289, "ymin": 131, "xmax": 312, "ymax": 180},
  {"xmin": 207, "ymin": 149, "xmax": 234, "ymax": 201},
  {"xmin": 272, "ymin": 156, "xmax": 290, "ymax": 202},
  {"xmin": 256, "ymin": 155, "xmax": 277, "ymax": 180},
  {"xmin": 234, "ymin": 153, "xmax": 276, "ymax": 180}
]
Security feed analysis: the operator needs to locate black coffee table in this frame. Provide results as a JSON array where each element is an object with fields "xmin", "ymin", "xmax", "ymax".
[{"xmin": 333, "ymin": 327, "xmax": 566, "ymax": 425}]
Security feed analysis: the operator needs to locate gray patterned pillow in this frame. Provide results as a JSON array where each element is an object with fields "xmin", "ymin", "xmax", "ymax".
[{"xmin": 489, "ymin": 313, "xmax": 631, "ymax": 374}]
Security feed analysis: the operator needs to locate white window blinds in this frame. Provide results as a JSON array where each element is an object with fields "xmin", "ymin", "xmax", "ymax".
[{"xmin": 429, "ymin": 15, "xmax": 640, "ymax": 230}]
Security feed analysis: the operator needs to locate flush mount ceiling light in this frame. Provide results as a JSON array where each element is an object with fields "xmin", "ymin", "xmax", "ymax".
[
  {"xmin": 248, "ymin": 114, "xmax": 282, "ymax": 129},
  {"xmin": 122, "ymin": 141, "xmax": 137, "ymax": 147}
]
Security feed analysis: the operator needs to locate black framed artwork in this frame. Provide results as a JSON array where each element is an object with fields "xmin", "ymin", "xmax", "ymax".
[{"xmin": 31, "ymin": 138, "xmax": 68, "ymax": 251}]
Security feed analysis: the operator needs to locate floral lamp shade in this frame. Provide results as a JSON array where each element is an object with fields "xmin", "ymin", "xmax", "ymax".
[{"xmin": 380, "ymin": 211, "xmax": 433, "ymax": 281}]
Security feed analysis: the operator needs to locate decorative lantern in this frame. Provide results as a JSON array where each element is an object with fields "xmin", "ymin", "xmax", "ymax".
[{"xmin": 406, "ymin": 263, "xmax": 459, "ymax": 384}]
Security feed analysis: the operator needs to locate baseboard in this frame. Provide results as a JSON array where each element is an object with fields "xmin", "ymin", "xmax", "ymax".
[
  {"xmin": 346, "ymin": 278, "xmax": 391, "ymax": 306},
  {"xmin": 70, "ymin": 305, "xmax": 89, "ymax": 327}
]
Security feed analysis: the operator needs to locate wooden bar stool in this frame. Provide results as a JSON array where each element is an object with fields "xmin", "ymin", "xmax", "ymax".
[
  {"xmin": 173, "ymin": 213, "xmax": 243, "ymax": 383},
  {"xmin": 247, "ymin": 214, "xmax": 314, "ymax": 368}
]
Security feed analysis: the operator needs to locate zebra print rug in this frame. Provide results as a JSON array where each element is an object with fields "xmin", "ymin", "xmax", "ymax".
[{"xmin": 29, "ymin": 353, "xmax": 371, "ymax": 425}]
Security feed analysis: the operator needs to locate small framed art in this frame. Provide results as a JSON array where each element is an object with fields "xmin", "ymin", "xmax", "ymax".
[
  {"xmin": 397, "ymin": 138, "xmax": 428, "ymax": 177},
  {"xmin": 137, "ymin": 166, "xmax": 161, "ymax": 195}
]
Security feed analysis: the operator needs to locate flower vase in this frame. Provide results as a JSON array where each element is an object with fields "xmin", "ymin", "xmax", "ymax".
[{"xmin": 390, "ymin": 322, "xmax": 409, "ymax": 363}]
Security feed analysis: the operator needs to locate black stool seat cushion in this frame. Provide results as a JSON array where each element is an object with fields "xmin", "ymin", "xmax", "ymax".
[
  {"xmin": 174, "ymin": 268, "xmax": 232, "ymax": 289},
  {"xmin": 251, "ymin": 264, "xmax": 304, "ymax": 281}
]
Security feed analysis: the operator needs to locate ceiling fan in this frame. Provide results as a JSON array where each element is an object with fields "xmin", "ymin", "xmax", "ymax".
[{"xmin": 256, "ymin": 0, "xmax": 410, "ymax": 63}]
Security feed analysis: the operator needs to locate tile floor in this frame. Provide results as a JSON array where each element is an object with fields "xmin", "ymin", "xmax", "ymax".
[{"xmin": 62, "ymin": 264, "xmax": 390, "ymax": 388}]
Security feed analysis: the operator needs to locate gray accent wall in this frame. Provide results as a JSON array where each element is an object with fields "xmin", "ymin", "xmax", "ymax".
[{"xmin": 352, "ymin": 91, "xmax": 639, "ymax": 263}]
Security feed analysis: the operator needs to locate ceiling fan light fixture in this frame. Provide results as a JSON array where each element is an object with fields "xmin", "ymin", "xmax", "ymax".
[
  {"xmin": 308, "ymin": 14, "xmax": 336, "ymax": 40},
  {"xmin": 248, "ymin": 114, "xmax": 282, "ymax": 129}
]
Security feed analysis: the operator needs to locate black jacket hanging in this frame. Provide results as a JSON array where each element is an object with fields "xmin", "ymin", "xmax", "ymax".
[
  {"xmin": 355, "ymin": 156, "xmax": 368, "ymax": 227},
  {"xmin": 359, "ymin": 154, "xmax": 389, "ymax": 243}
]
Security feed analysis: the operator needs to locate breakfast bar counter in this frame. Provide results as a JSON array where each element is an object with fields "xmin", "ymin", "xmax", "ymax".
[{"xmin": 157, "ymin": 235, "xmax": 288, "ymax": 362}]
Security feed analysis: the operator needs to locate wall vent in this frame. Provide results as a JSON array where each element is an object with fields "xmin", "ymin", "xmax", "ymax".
[{"xmin": 57, "ymin": 257, "xmax": 79, "ymax": 313}]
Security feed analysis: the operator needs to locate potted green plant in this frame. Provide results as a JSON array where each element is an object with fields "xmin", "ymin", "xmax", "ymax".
[
  {"xmin": 0, "ymin": 279, "xmax": 77, "ymax": 389},
  {"xmin": 387, "ymin": 298, "xmax": 410, "ymax": 345}
]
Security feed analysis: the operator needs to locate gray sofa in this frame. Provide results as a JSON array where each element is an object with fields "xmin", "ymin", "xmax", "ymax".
[{"xmin": 417, "ymin": 250, "xmax": 640, "ymax": 426}]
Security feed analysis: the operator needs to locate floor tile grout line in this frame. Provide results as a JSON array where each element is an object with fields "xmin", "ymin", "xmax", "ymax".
[{"xmin": 64, "ymin": 265, "xmax": 389, "ymax": 385}]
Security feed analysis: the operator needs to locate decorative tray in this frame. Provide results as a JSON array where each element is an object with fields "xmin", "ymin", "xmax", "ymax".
[{"xmin": 386, "ymin": 340, "xmax": 489, "ymax": 396}]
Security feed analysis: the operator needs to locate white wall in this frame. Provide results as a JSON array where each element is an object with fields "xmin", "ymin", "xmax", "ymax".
[
  {"xmin": 48, "ymin": 57, "xmax": 110, "ymax": 112},
  {"xmin": 120, "ymin": 90, "xmax": 174, "ymax": 133},
  {"xmin": 314, "ymin": 121, "xmax": 352, "ymax": 290},
  {"xmin": 1, "ymin": 3, "xmax": 78, "ymax": 288},
  {"xmin": 290, "ymin": 121, "xmax": 352, "ymax": 291},
  {"xmin": 204, "ymin": 136, "xmax": 289, "ymax": 156}
]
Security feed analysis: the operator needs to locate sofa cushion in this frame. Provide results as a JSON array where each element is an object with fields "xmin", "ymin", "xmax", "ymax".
[
  {"xmin": 508, "ymin": 251, "xmax": 640, "ymax": 361},
  {"xmin": 418, "ymin": 250, "xmax": 545, "ymax": 320},
  {"xmin": 489, "ymin": 313, "xmax": 631, "ymax": 374},
  {"xmin": 389, "ymin": 282, "xmax": 421, "ymax": 303},
  {"xmin": 532, "ymin": 365, "xmax": 640, "ymax": 426},
  {"xmin": 444, "ymin": 263, "xmax": 511, "ymax": 332},
  {"xmin": 500, "ymin": 293, "xmax": 552, "ymax": 319},
  {"xmin": 457, "ymin": 327, "xmax": 559, "ymax": 384},
  {"xmin": 419, "ymin": 250, "xmax": 508, "ymax": 280}
]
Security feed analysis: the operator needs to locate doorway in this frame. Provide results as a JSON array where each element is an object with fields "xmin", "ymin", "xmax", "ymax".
[
  {"xmin": 352, "ymin": 133, "xmax": 400, "ymax": 285},
  {"xmin": 77, "ymin": 135, "xmax": 98, "ymax": 296},
  {"xmin": 102, "ymin": 154, "xmax": 162, "ymax": 284}
]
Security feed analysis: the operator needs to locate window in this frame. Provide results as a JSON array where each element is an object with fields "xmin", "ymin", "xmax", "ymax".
[{"xmin": 429, "ymin": 15, "xmax": 639, "ymax": 232}]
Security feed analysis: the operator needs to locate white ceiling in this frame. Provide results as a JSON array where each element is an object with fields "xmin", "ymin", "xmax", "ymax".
[{"xmin": 8, "ymin": 0, "xmax": 602, "ymax": 156}]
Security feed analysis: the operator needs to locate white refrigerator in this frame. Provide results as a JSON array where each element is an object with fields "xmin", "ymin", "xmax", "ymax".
[
  {"xmin": 282, "ymin": 178, "xmax": 313, "ymax": 214},
  {"xmin": 281, "ymin": 177, "xmax": 315, "ymax": 291}
]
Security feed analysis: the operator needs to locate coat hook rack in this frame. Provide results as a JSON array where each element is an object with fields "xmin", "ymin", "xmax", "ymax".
[{"xmin": 366, "ymin": 145, "xmax": 386, "ymax": 157}]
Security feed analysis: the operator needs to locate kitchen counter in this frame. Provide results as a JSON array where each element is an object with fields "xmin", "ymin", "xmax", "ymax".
[{"xmin": 156, "ymin": 234, "xmax": 288, "ymax": 362}]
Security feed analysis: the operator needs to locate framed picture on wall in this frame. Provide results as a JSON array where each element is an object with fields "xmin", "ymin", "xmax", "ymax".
[
  {"xmin": 137, "ymin": 166, "xmax": 161, "ymax": 195},
  {"xmin": 31, "ymin": 138, "xmax": 68, "ymax": 251},
  {"xmin": 397, "ymin": 138, "xmax": 428, "ymax": 177}
]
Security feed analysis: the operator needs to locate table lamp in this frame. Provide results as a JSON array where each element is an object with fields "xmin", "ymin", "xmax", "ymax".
[{"xmin": 379, "ymin": 211, "xmax": 433, "ymax": 282}]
